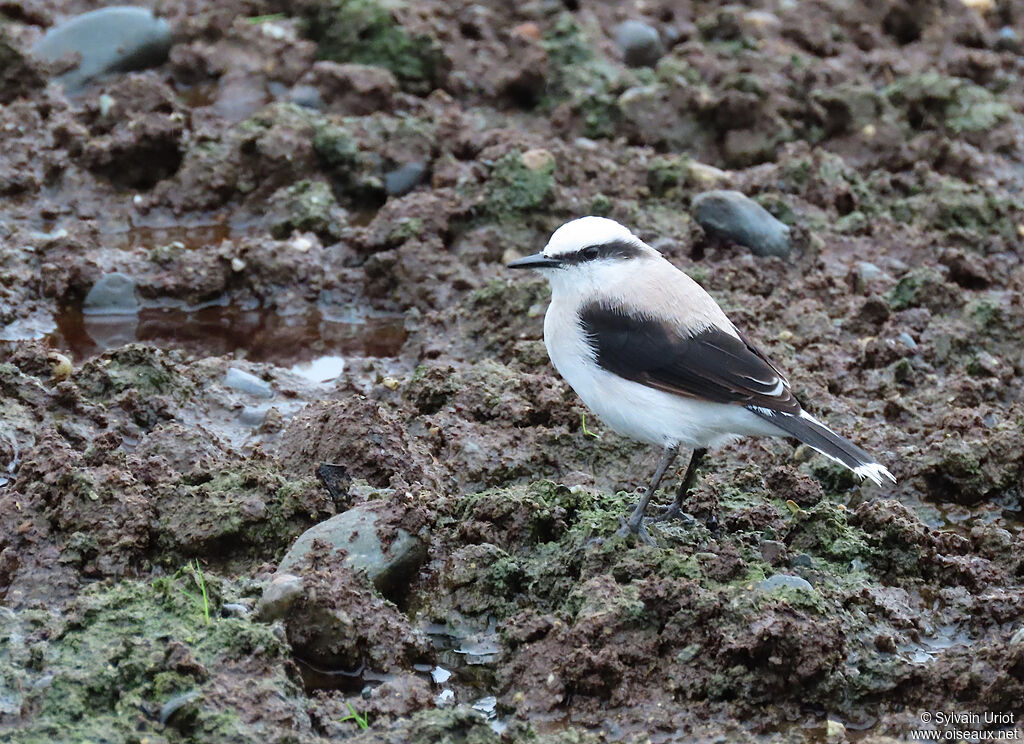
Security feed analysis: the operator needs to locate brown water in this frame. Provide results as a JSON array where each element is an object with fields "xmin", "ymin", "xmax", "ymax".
[{"xmin": 45, "ymin": 303, "xmax": 407, "ymax": 365}]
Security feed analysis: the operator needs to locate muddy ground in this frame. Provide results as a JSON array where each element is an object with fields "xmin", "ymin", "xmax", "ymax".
[{"xmin": 2, "ymin": 0, "xmax": 1024, "ymax": 741}]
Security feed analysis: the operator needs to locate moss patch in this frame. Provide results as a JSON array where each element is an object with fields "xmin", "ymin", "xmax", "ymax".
[
  {"xmin": 301, "ymin": 0, "xmax": 446, "ymax": 93},
  {"xmin": 2, "ymin": 574, "xmax": 297, "ymax": 743},
  {"xmin": 480, "ymin": 150, "xmax": 555, "ymax": 220}
]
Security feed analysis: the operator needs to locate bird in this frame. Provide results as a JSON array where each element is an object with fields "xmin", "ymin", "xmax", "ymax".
[{"xmin": 507, "ymin": 216, "xmax": 895, "ymax": 538}]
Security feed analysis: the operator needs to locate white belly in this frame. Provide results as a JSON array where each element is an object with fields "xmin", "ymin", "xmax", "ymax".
[{"xmin": 543, "ymin": 300, "xmax": 780, "ymax": 449}]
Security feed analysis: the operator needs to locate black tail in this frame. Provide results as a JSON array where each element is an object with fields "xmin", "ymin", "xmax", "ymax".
[{"xmin": 747, "ymin": 407, "xmax": 895, "ymax": 485}]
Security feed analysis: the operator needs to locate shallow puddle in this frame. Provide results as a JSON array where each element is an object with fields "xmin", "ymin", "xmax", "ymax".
[{"xmin": 43, "ymin": 303, "xmax": 407, "ymax": 365}]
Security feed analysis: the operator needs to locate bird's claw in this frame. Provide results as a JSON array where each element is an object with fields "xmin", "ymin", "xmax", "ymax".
[
  {"xmin": 616, "ymin": 516, "xmax": 657, "ymax": 546},
  {"xmin": 650, "ymin": 503, "xmax": 699, "ymax": 525}
]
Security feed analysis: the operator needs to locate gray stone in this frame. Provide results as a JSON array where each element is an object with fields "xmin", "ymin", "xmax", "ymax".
[
  {"xmin": 384, "ymin": 162, "xmax": 427, "ymax": 197},
  {"xmin": 995, "ymin": 27, "xmax": 1021, "ymax": 54},
  {"xmin": 896, "ymin": 332, "xmax": 918, "ymax": 349},
  {"xmin": 857, "ymin": 261, "xmax": 885, "ymax": 283},
  {"xmin": 278, "ymin": 503, "xmax": 426, "ymax": 597},
  {"xmin": 256, "ymin": 573, "xmax": 304, "ymax": 622},
  {"xmin": 31, "ymin": 7, "xmax": 173, "ymax": 92},
  {"xmin": 692, "ymin": 190, "xmax": 792, "ymax": 257},
  {"xmin": 758, "ymin": 574, "xmax": 814, "ymax": 592},
  {"xmin": 1010, "ymin": 626, "xmax": 1024, "ymax": 646},
  {"xmin": 614, "ymin": 20, "xmax": 665, "ymax": 68},
  {"xmin": 82, "ymin": 272, "xmax": 139, "ymax": 315},
  {"xmin": 224, "ymin": 367, "xmax": 274, "ymax": 398},
  {"xmin": 791, "ymin": 553, "xmax": 814, "ymax": 568}
]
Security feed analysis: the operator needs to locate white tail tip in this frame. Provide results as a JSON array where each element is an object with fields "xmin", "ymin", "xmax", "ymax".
[{"xmin": 853, "ymin": 462, "xmax": 897, "ymax": 486}]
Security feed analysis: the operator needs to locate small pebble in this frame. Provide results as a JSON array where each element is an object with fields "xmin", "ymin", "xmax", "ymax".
[
  {"xmin": 688, "ymin": 161, "xmax": 731, "ymax": 186},
  {"xmin": 82, "ymin": 272, "xmax": 139, "ymax": 316},
  {"xmin": 224, "ymin": 367, "xmax": 274, "ymax": 398},
  {"xmin": 614, "ymin": 20, "xmax": 665, "ymax": 67},
  {"xmin": 692, "ymin": 190, "xmax": 792, "ymax": 258},
  {"xmin": 384, "ymin": 162, "xmax": 427, "ymax": 197},
  {"xmin": 31, "ymin": 6, "xmax": 173, "ymax": 92},
  {"xmin": 856, "ymin": 261, "xmax": 885, "ymax": 283},
  {"xmin": 791, "ymin": 553, "xmax": 814, "ymax": 568},
  {"xmin": 1010, "ymin": 627, "xmax": 1024, "ymax": 646},
  {"xmin": 431, "ymin": 666, "xmax": 452, "ymax": 685},
  {"xmin": 511, "ymin": 22, "xmax": 541, "ymax": 41},
  {"xmin": 98, "ymin": 93, "xmax": 115, "ymax": 117},
  {"xmin": 521, "ymin": 148, "xmax": 554, "ymax": 172},
  {"xmin": 757, "ymin": 574, "xmax": 814, "ymax": 592},
  {"xmin": 290, "ymin": 235, "xmax": 314, "ymax": 253},
  {"xmin": 47, "ymin": 352, "xmax": 73, "ymax": 380},
  {"xmin": 896, "ymin": 332, "xmax": 917, "ymax": 349},
  {"xmin": 826, "ymin": 719, "xmax": 847, "ymax": 739},
  {"xmin": 995, "ymin": 26, "xmax": 1020, "ymax": 52}
]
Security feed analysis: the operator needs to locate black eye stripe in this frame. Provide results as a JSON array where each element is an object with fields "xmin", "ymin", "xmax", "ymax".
[{"xmin": 559, "ymin": 239, "xmax": 645, "ymax": 265}]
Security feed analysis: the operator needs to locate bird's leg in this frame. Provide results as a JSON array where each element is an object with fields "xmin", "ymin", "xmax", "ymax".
[
  {"xmin": 654, "ymin": 447, "xmax": 707, "ymax": 524},
  {"xmin": 620, "ymin": 445, "xmax": 678, "ymax": 539}
]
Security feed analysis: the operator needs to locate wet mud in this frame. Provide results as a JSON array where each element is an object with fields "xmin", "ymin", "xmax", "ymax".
[{"xmin": 2, "ymin": 0, "xmax": 1024, "ymax": 742}]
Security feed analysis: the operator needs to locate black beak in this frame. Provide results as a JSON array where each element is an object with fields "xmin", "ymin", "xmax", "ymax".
[{"xmin": 506, "ymin": 253, "xmax": 562, "ymax": 269}]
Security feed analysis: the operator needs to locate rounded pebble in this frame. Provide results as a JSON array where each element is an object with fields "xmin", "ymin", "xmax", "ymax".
[
  {"xmin": 278, "ymin": 504, "xmax": 427, "ymax": 597},
  {"xmin": 384, "ymin": 162, "xmax": 427, "ymax": 197},
  {"xmin": 791, "ymin": 553, "xmax": 814, "ymax": 568},
  {"xmin": 520, "ymin": 148, "xmax": 555, "ymax": 172},
  {"xmin": 896, "ymin": 332, "xmax": 917, "ymax": 349},
  {"xmin": 31, "ymin": 7, "xmax": 173, "ymax": 92},
  {"xmin": 692, "ymin": 190, "xmax": 792, "ymax": 258},
  {"xmin": 995, "ymin": 26, "xmax": 1021, "ymax": 53},
  {"xmin": 614, "ymin": 20, "xmax": 665, "ymax": 68},
  {"xmin": 224, "ymin": 367, "xmax": 274, "ymax": 398},
  {"xmin": 758, "ymin": 573, "xmax": 814, "ymax": 592}
]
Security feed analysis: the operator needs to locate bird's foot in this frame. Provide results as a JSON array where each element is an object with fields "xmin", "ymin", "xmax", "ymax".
[
  {"xmin": 650, "ymin": 502, "xmax": 699, "ymax": 526},
  {"xmin": 616, "ymin": 516, "xmax": 657, "ymax": 546}
]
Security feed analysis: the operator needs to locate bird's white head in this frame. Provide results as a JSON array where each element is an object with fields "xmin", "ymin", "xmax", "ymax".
[{"xmin": 507, "ymin": 217, "xmax": 658, "ymax": 293}]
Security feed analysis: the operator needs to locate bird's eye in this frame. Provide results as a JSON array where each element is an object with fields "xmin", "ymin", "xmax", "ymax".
[{"xmin": 582, "ymin": 245, "xmax": 600, "ymax": 260}]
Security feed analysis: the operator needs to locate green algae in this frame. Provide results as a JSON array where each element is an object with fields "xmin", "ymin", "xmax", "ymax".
[
  {"xmin": 887, "ymin": 267, "xmax": 959, "ymax": 312},
  {"xmin": 786, "ymin": 502, "xmax": 871, "ymax": 564},
  {"xmin": 2, "ymin": 575, "xmax": 294, "ymax": 743},
  {"xmin": 301, "ymin": 0, "xmax": 445, "ymax": 93},
  {"xmin": 885, "ymin": 72, "xmax": 1013, "ymax": 133},
  {"xmin": 480, "ymin": 150, "xmax": 555, "ymax": 220},
  {"xmin": 646, "ymin": 155, "xmax": 689, "ymax": 198},
  {"xmin": 75, "ymin": 345, "xmax": 191, "ymax": 402},
  {"xmin": 539, "ymin": 14, "xmax": 622, "ymax": 137}
]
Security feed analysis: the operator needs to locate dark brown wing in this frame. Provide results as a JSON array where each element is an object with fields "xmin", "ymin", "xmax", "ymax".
[{"xmin": 578, "ymin": 303, "xmax": 801, "ymax": 415}]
